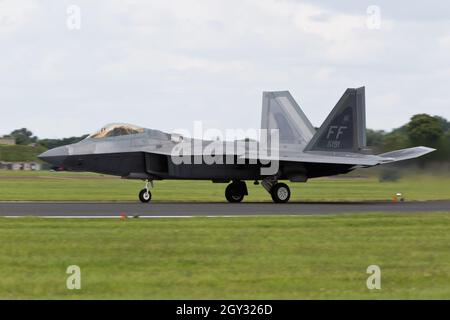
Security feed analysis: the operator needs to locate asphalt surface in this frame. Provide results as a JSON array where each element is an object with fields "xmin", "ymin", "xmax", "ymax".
[{"xmin": 0, "ymin": 201, "xmax": 449, "ymax": 217}]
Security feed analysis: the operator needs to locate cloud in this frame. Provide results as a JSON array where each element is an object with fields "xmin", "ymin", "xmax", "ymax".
[
  {"xmin": 0, "ymin": 0, "xmax": 449, "ymax": 138},
  {"xmin": 0, "ymin": 0, "xmax": 39, "ymax": 34}
]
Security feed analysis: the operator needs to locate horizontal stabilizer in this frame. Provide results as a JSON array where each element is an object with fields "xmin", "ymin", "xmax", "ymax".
[{"xmin": 377, "ymin": 146, "xmax": 436, "ymax": 163}]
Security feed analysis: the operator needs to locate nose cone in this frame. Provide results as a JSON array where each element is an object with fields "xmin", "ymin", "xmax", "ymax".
[{"xmin": 38, "ymin": 146, "xmax": 69, "ymax": 167}]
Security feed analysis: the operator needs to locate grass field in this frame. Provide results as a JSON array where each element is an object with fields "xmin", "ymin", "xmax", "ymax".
[
  {"xmin": 0, "ymin": 145, "xmax": 46, "ymax": 162},
  {"xmin": 0, "ymin": 170, "xmax": 449, "ymax": 202},
  {"xmin": 0, "ymin": 213, "xmax": 449, "ymax": 299}
]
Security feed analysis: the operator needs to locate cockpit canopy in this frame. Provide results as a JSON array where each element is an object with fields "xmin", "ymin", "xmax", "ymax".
[{"xmin": 87, "ymin": 123, "xmax": 145, "ymax": 139}]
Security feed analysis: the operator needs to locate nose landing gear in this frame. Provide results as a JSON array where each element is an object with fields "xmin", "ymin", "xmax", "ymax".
[{"xmin": 138, "ymin": 180, "xmax": 153, "ymax": 203}]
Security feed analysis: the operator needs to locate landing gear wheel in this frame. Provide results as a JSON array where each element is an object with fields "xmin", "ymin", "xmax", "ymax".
[
  {"xmin": 225, "ymin": 183, "xmax": 245, "ymax": 203},
  {"xmin": 139, "ymin": 189, "xmax": 152, "ymax": 203},
  {"xmin": 270, "ymin": 183, "xmax": 291, "ymax": 203}
]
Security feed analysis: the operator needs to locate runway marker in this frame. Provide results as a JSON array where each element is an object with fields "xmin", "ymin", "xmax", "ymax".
[
  {"xmin": 2, "ymin": 214, "xmax": 319, "ymax": 219},
  {"xmin": 3, "ymin": 215, "xmax": 196, "ymax": 219}
]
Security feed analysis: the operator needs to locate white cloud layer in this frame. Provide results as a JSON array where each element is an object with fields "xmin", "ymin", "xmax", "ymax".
[{"xmin": 0, "ymin": 0, "xmax": 449, "ymax": 138}]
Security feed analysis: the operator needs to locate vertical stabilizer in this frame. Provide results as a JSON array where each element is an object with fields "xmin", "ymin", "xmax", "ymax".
[
  {"xmin": 261, "ymin": 91, "xmax": 315, "ymax": 145},
  {"xmin": 304, "ymin": 87, "xmax": 367, "ymax": 153}
]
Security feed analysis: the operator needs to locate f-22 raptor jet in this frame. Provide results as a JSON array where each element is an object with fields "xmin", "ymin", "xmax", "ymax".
[{"xmin": 39, "ymin": 87, "xmax": 435, "ymax": 203}]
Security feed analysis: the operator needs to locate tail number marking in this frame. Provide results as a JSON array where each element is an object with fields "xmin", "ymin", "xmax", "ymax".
[{"xmin": 325, "ymin": 126, "xmax": 347, "ymax": 148}]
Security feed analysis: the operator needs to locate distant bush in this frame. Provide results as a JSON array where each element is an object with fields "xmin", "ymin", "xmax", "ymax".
[
  {"xmin": 39, "ymin": 135, "xmax": 88, "ymax": 149},
  {"xmin": 379, "ymin": 169, "xmax": 402, "ymax": 182}
]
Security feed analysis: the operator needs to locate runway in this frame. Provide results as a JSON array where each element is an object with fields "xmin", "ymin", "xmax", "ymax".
[{"xmin": 0, "ymin": 200, "xmax": 449, "ymax": 217}]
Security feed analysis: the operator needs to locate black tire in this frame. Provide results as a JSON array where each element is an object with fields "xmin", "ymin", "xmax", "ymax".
[
  {"xmin": 225, "ymin": 183, "xmax": 245, "ymax": 203},
  {"xmin": 270, "ymin": 183, "xmax": 291, "ymax": 203},
  {"xmin": 139, "ymin": 189, "xmax": 152, "ymax": 203}
]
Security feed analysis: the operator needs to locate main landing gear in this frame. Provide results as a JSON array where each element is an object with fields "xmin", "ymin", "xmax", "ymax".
[
  {"xmin": 261, "ymin": 177, "xmax": 291, "ymax": 203},
  {"xmin": 224, "ymin": 178, "xmax": 291, "ymax": 203},
  {"xmin": 138, "ymin": 180, "xmax": 152, "ymax": 203},
  {"xmin": 269, "ymin": 183, "xmax": 291, "ymax": 203},
  {"xmin": 225, "ymin": 181, "xmax": 248, "ymax": 203}
]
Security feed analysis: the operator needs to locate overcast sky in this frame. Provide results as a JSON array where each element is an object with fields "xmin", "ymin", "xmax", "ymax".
[{"xmin": 1, "ymin": 0, "xmax": 450, "ymax": 139}]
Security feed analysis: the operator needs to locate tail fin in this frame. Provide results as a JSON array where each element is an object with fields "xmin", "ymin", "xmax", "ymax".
[
  {"xmin": 261, "ymin": 91, "xmax": 315, "ymax": 145},
  {"xmin": 304, "ymin": 87, "xmax": 367, "ymax": 153}
]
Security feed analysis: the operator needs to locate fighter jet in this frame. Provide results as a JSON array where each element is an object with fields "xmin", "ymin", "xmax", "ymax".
[{"xmin": 39, "ymin": 87, "xmax": 435, "ymax": 203}]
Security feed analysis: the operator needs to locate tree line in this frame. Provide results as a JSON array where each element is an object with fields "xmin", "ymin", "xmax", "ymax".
[
  {"xmin": 367, "ymin": 114, "xmax": 450, "ymax": 163},
  {"xmin": 5, "ymin": 113, "xmax": 450, "ymax": 163},
  {"xmin": 5, "ymin": 128, "xmax": 88, "ymax": 150}
]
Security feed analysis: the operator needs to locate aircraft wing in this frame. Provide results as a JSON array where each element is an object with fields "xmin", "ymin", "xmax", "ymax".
[
  {"xmin": 376, "ymin": 146, "xmax": 436, "ymax": 163},
  {"xmin": 241, "ymin": 146, "xmax": 436, "ymax": 166},
  {"xmin": 242, "ymin": 150, "xmax": 382, "ymax": 166}
]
